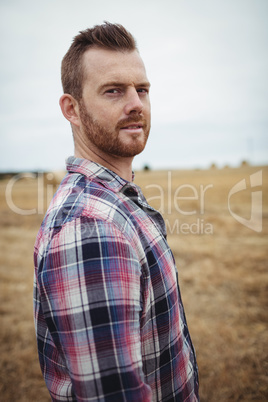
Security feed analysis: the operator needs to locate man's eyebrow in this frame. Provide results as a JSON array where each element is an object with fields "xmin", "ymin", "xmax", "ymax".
[
  {"xmin": 98, "ymin": 81, "xmax": 151, "ymax": 92},
  {"xmin": 138, "ymin": 81, "xmax": 151, "ymax": 88}
]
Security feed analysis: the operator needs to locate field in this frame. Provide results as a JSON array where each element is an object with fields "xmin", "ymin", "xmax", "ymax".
[{"xmin": 0, "ymin": 165, "xmax": 267, "ymax": 401}]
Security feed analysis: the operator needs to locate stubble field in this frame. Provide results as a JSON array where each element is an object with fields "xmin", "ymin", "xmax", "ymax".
[{"xmin": 0, "ymin": 165, "xmax": 267, "ymax": 401}]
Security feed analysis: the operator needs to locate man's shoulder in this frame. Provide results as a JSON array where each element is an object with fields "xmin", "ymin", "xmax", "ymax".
[{"xmin": 40, "ymin": 172, "xmax": 134, "ymax": 234}]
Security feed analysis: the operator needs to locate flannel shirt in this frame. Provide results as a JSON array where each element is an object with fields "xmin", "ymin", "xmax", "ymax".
[{"xmin": 33, "ymin": 156, "xmax": 199, "ymax": 402}]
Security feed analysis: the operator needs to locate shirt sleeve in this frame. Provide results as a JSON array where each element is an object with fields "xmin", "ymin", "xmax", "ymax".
[{"xmin": 38, "ymin": 216, "xmax": 152, "ymax": 402}]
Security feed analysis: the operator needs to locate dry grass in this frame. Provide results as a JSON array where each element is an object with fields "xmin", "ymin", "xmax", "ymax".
[{"xmin": 0, "ymin": 165, "xmax": 267, "ymax": 401}]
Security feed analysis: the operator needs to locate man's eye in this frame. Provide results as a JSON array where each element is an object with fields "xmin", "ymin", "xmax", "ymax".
[
  {"xmin": 137, "ymin": 88, "xmax": 149, "ymax": 94},
  {"xmin": 106, "ymin": 89, "xmax": 120, "ymax": 94}
]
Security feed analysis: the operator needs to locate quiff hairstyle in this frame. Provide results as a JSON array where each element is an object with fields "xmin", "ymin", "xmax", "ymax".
[{"xmin": 61, "ymin": 22, "xmax": 137, "ymax": 100}]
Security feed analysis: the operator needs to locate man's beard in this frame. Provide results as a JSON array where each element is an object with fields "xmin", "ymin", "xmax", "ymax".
[{"xmin": 78, "ymin": 101, "xmax": 150, "ymax": 158}]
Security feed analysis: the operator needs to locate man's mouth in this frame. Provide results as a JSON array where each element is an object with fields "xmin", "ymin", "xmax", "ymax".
[{"xmin": 120, "ymin": 123, "xmax": 143, "ymax": 130}]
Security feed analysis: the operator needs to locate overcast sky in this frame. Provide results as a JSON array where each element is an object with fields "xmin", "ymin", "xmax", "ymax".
[{"xmin": 1, "ymin": 0, "xmax": 267, "ymax": 172}]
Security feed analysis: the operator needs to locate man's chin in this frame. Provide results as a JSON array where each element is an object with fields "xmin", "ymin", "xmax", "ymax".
[
  {"xmin": 115, "ymin": 131, "xmax": 149, "ymax": 157},
  {"xmin": 113, "ymin": 139, "xmax": 148, "ymax": 158}
]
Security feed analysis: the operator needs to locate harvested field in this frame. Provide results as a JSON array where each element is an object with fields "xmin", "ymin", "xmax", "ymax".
[{"xmin": 0, "ymin": 165, "xmax": 267, "ymax": 401}]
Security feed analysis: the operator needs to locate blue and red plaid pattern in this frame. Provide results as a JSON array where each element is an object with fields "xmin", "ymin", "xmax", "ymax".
[{"xmin": 34, "ymin": 156, "xmax": 199, "ymax": 401}]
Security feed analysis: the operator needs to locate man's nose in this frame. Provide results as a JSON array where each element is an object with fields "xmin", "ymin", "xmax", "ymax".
[{"xmin": 124, "ymin": 88, "xmax": 143, "ymax": 115}]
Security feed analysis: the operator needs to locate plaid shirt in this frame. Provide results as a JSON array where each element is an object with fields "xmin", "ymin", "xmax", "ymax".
[{"xmin": 34, "ymin": 156, "xmax": 199, "ymax": 402}]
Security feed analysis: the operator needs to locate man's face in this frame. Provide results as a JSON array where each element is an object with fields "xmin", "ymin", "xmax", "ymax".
[{"xmin": 77, "ymin": 48, "xmax": 151, "ymax": 159}]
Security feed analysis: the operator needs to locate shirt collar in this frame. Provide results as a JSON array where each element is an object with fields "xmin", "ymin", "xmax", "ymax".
[
  {"xmin": 66, "ymin": 156, "xmax": 166, "ymax": 238},
  {"xmin": 66, "ymin": 156, "xmax": 136, "ymax": 193}
]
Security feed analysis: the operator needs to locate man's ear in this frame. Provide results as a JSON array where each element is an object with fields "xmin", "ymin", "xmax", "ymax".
[{"xmin": 59, "ymin": 94, "xmax": 80, "ymax": 127}]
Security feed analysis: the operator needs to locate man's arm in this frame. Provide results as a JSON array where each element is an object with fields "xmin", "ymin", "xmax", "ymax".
[{"xmin": 38, "ymin": 216, "xmax": 152, "ymax": 401}]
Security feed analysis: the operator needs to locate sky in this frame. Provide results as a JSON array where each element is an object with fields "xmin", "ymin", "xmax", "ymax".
[{"xmin": 1, "ymin": 0, "xmax": 268, "ymax": 172}]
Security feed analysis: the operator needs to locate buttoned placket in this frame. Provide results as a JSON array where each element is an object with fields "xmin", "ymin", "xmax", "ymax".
[{"xmin": 121, "ymin": 183, "xmax": 167, "ymax": 239}]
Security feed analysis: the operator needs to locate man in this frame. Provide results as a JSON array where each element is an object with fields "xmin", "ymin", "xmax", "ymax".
[{"xmin": 33, "ymin": 22, "xmax": 199, "ymax": 402}]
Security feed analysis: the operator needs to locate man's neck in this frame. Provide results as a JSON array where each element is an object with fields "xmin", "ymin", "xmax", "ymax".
[{"xmin": 75, "ymin": 146, "xmax": 134, "ymax": 182}]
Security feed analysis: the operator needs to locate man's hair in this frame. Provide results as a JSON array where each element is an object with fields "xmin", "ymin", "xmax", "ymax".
[{"xmin": 61, "ymin": 22, "xmax": 137, "ymax": 100}]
